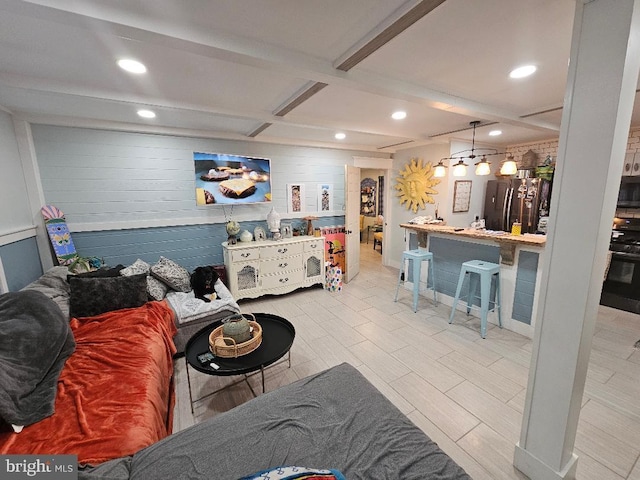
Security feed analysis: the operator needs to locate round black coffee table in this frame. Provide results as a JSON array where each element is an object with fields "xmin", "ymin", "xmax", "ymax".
[{"xmin": 185, "ymin": 313, "xmax": 295, "ymax": 408}]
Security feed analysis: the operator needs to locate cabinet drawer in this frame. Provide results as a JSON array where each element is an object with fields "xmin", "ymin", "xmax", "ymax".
[
  {"xmin": 262, "ymin": 269, "xmax": 304, "ymax": 290},
  {"xmin": 304, "ymin": 239, "xmax": 324, "ymax": 251},
  {"xmin": 261, "ymin": 242, "xmax": 303, "ymax": 259},
  {"xmin": 261, "ymin": 255, "xmax": 302, "ymax": 275},
  {"xmin": 230, "ymin": 248, "xmax": 260, "ymax": 262}
]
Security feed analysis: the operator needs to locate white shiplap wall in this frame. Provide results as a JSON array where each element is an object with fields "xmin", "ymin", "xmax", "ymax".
[{"xmin": 31, "ymin": 125, "xmax": 387, "ymax": 231}]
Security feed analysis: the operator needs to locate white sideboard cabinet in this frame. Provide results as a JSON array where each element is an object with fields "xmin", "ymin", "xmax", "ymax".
[{"xmin": 223, "ymin": 236, "xmax": 325, "ymax": 300}]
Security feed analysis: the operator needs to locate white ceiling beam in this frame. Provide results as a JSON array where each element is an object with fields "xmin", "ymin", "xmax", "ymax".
[
  {"xmin": 5, "ymin": 0, "xmax": 561, "ymax": 137},
  {"xmin": 334, "ymin": 0, "xmax": 447, "ymax": 71}
]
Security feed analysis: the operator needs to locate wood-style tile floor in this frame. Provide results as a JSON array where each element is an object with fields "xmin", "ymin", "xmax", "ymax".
[{"xmin": 173, "ymin": 243, "xmax": 640, "ymax": 480}]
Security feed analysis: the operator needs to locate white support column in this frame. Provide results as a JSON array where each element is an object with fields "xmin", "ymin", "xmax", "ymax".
[
  {"xmin": 12, "ymin": 118, "xmax": 52, "ymax": 271},
  {"xmin": 514, "ymin": 1, "xmax": 640, "ymax": 479}
]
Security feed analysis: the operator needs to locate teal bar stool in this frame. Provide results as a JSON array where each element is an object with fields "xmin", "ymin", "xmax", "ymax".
[
  {"xmin": 449, "ymin": 260, "xmax": 502, "ymax": 338},
  {"xmin": 394, "ymin": 249, "xmax": 437, "ymax": 312}
]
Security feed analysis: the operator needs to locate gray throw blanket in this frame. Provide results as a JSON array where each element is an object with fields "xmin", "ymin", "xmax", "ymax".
[{"xmin": 0, "ymin": 290, "xmax": 75, "ymax": 427}]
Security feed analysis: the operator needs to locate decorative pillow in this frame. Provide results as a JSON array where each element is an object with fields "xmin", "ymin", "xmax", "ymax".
[
  {"xmin": 239, "ymin": 466, "xmax": 346, "ymax": 480},
  {"xmin": 120, "ymin": 258, "xmax": 150, "ymax": 276},
  {"xmin": 0, "ymin": 291, "xmax": 76, "ymax": 427},
  {"xmin": 119, "ymin": 259, "xmax": 168, "ymax": 301},
  {"xmin": 68, "ymin": 273, "xmax": 148, "ymax": 318},
  {"xmin": 146, "ymin": 275, "xmax": 169, "ymax": 301},
  {"xmin": 150, "ymin": 256, "xmax": 191, "ymax": 292}
]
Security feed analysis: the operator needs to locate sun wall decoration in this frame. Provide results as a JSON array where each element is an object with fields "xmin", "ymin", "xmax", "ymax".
[{"xmin": 394, "ymin": 158, "xmax": 440, "ymax": 213}]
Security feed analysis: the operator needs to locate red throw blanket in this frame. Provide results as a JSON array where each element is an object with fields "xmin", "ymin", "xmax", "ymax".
[{"xmin": 0, "ymin": 300, "xmax": 177, "ymax": 465}]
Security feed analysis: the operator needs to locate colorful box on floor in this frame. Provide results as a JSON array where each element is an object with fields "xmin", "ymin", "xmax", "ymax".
[{"xmin": 325, "ymin": 263, "xmax": 342, "ymax": 292}]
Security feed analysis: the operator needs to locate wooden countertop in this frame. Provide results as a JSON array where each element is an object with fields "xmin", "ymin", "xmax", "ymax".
[{"xmin": 400, "ymin": 223, "xmax": 546, "ymax": 247}]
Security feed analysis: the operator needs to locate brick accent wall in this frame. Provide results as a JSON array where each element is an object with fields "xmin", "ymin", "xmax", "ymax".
[
  {"xmin": 505, "ymin": 127, "xmax": 640, "ymax": 163},
  {"xmin": 505, "ymin": 139, "xmax": 559, "ymax": 165},
  {"xmin": 505, "ymin": 127, "xmax": 640, "ymax": 218}
]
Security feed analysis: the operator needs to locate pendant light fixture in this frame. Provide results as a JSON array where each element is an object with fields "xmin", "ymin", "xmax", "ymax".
[
  {"xmin": 474, "ymin": 156, "xmax": 491, "ymax": 175},
  {"xmin": 439, "ymin": 121, "xmax": 511, "ymax": 177},
  {"xmin": 500, "ymin": 155, "xmax": 518, "ymax": 175},
  {"xmin": 433, "ymin": 160, "xmax": 447, "ymax": 178},
  {"xmin": 452, "ymin": 159, "xmax": 468, "ymax": 177}
]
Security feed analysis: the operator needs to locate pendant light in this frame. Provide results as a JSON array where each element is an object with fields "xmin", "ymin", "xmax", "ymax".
[
  {"xmin": 500, "ymin": 155, "xmax": 518, "ymax": 175},
  {"xmin": 433, "ymin": 160, "xmax": 447, "ymax": 178},
  {"xmin": 452, "ymin": 160, "xmax": 468, "ymax": 177},
  {"xmin": 438, "ymin": 121, "xmax": 509, "ymax": 177},
  {"xmin": 474, "ymin": 155, "xmax": 491, "ymax": 176}
]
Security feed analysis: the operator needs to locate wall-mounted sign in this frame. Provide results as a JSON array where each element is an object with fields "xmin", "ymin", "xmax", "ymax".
[{"xmin": 453, "ymin": 180, "xmax": 472, "ymax": 213}]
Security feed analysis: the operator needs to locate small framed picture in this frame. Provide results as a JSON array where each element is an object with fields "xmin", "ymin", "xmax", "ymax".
[
  {"xmin": 281, "ymin": 222, "xmax": 293, "ymax": 238},
  {"xmin": 254, "ymin": 226, "xmax": 267, "ymax": 241},
  {"xmin": 286, "ymin": 184, "xmax": 305, "ymax": 213}
]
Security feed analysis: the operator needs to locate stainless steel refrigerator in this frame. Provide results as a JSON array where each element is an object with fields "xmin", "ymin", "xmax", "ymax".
[{"xmin": 483, "ymin": 177, "xmax": 553, "ymax": 234}]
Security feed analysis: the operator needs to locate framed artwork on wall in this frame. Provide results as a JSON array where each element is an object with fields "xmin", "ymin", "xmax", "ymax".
[
  {"xmin": 318, "ymin": 184, "xmax": 333, "ymax": 212},
  {"xmin": 453, "ymin": 180, "xmax": 472, "ymax": 213},
  {"xmin": 286, "ymin": 184, "xmax": 305, "ymax": 213}
]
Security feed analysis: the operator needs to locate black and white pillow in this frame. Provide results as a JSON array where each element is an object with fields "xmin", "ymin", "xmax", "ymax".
[
  {"xmin": 119, "ymin": 258, "xmax": 150, "ymax": 276},
  {"xmin": 120, "ymin": 259, "xmax": 168, "ymax": 301},
  {"xmin": 150, "ymin": 256, "xmax": 191, "ymax": 293}
]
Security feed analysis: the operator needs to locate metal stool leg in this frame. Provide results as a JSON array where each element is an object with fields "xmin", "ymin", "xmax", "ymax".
[
  {"xmin": 479, "ymin": 273, "xmax": 491, "ymax": 339},
  {"xmin": 449, "ymin": 266, "xmax": 466, "ymax": 324},
  {"xmin": 429, "ymin": 257, "xmax": 437, "ymax": 305},
  {"xmin": 412, "ymin": 258, "xmax": 422, "ymax": 312},
  {"xmin": 467, "ymin": 272, "xmax": 479, "ymax": 315},
  {"xmin": 495, "ymin": 273, "xmax": 503, "ymax": 328},
  {"xmin": 394, "ymin": 257, "xmax": 405, "ymax": 302}
]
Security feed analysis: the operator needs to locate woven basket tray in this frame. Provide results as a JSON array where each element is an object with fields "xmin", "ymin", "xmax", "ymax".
[{"xmin": 209, "ymin": 318, "xmax": 262, "ymax": 358}]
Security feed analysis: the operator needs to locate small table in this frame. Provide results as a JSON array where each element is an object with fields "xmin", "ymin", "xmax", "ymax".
[{"xmin": 185, "ymin": 313, "xmax": 295, "ymax": 411}]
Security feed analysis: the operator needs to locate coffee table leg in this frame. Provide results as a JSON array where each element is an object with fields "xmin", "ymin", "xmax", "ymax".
[
  {"xmin": 186, "ymin": 357, "xmax": 194, "ymax": 415},
  {"xmin": 261, "ymin": 366, "xmax": 265, "ymax": 393}
]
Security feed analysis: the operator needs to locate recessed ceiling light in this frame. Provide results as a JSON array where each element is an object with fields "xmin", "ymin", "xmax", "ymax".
[
  {"xmin": 489, "ymin": 130, "xmax": 502, "ymax": 136},
  {"xmin": 391, "ymin": 111, "xmax": 407, "ymax": 120},
  {"xmin": 118, "ymin": 59, "xmax": 147, "ymax": 74},
  {"xmin": 509, "ymin": 65, "xmax": 537, "ymax": 79},
  {"xmin": 137, "ymin": 109, "xmax": 156, "ymax": 119},
  {"xmin": 335, "ymin": 133, "xmax": 346, "ymax": 140}
]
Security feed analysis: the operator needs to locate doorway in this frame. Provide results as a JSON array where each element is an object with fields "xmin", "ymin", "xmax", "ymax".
[
  {"xmin": 360, "ymin": 169, "xmax": 385, "ymax": 260},
  {"xmin": 345, "ymin": 159, "xmax": 393, "ymax": 283}
]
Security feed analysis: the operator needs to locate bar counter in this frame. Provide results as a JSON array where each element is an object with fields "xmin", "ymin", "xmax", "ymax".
[
  {"xmin": 400, "ymin": 223, "xmax": 546, "ymax": 338},
  {"xmin": 400, "ymin": 223, "xmax": 545, "ymax": 266}
]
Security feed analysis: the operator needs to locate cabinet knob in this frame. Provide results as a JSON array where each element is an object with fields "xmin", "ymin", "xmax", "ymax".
[
  {"xmin": 279, "ymin": 262, "xmax": 288, "ymax": 268},
  {"xmin": 241, "ymin": 252, "xmax": 250, "ymax": 258},
  {"xmin": 625, "ymin": 163, "xmax": 632, "ymax": 172},
  {"xmin": 635, "ymin": 163, "xmax": 639, "ymax": 172},
  {"xmin": 278, "ymin": 248, "xmax": 288, "ymax": 253},
  {"xmin": 279, "ymin": 277, "xmax": 289, "ymax": 283}
]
